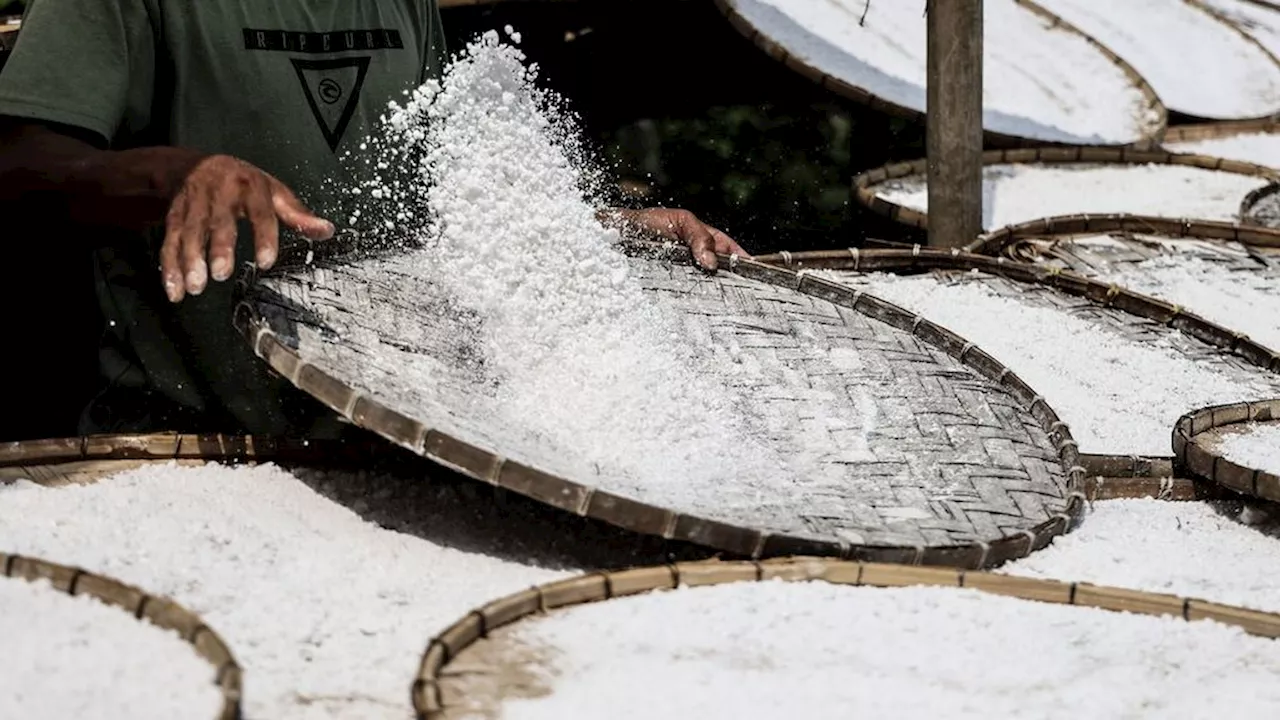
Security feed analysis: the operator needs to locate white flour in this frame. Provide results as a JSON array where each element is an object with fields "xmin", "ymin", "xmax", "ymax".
[
  {"xmin": 0, "ymin": 575, "xmax": 222, "ymax": 720},
  {"xmin": 0, "ymin": 463, "xmax": 567, "ymax": 720},
  {"xmin": 1199, "ymin": 0, "xmax": 1280, "ymax": 62},
  {"xmin": 876, "ymin": 163, "xmax": 1270, "ymax": 231},
  {"xmin": 1166, "ymin": 131, "xmax": 1280, "ymax": 170},
  {"xmin": 1219, "ymin": 422, "xmax": 1280, "ymax": 474},
  {"xmin": 835, "ymin": 271, "xmax": 1280, "ymax": 455},
  {"xmin": 725, "ymin": 0, "xmax": 1155, "ymax": 144},
  {"xmin": 500, "ymin": 581, "xmax": 1280, "ymax": 720},
  {"xmin": 1097, "ymin": 246, "xmax": 1280, "ymax": 351},
  {"xmin": 1006, "ymin": 498, "xmax": 1280, "ymax": 612},
  {"xmin": 1034, "ymin": 0, "xmax": 1280, "ymax": 119}
]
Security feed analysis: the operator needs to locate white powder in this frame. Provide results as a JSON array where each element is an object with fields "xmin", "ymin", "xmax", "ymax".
[
  {"xmin": 725, "ymin": 0, "xmax": 1155, "ymax": 144},
  {"xmin": 1098, "ymin": 248, "xmax": 1280, "ymax": 351},
  {"xmin": 876, "ymin": 163, "xmax": 1270, "ymax": 231},
  {"xmin": 499, "ymin": 581, "xmax": 1280, "ymax": 720},
  {"xmin": 1166, "ymin": 131, "xmax": 1280, "ymax": 170},
  {"xmin": 1219, "ymin": 422, "xmax": 1280, "ymax": 474},
  {"xmin": 834, "ymin": 271, "xmax": 1280, "ymax": 455},
  {"xmin": 1006, "ymin": 498, "xmax": 1280, "ymax": 613},
  {"xmin": 1035, "ymin": 0, "xmax": 1280, "ymax": 119},
  {"xmin": 1199, "ymin": 0, "xmax": 1280, "ymax": 63},
  {"xmin": 0, "ymin": 463, "xmax": 567, "ymax": 720},
  {"xmin": 0, "ymin": 575, "xmax": 222, "ymax": 720}
]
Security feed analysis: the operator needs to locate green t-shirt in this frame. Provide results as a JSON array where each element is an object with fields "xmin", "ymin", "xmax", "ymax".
[{"xmin": 0, "ymin": 0, "xmax": 446, "ymax": 436}]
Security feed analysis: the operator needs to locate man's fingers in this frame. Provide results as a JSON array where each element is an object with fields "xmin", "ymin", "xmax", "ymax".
[
  {"xmin": 711, "ymin": 228, "xmax": 750, "ymax": 259},
  {"xmin": 179, "ymin": 189, "xmax": 213, "ymax": 296},
  {"xmin": 269, "ymin": 176, "xmax": 334, "ymax": 247},
  {"xmin": 244, "ymin": 174, "xmax": 280, "ymax": 272},
  {"xmin": 161, "ymin": 194, "xmax": 188, "ymax": 303},
  {"xmin": 675, "ymin": 211, "xmax": 719, "ymax": 271}
]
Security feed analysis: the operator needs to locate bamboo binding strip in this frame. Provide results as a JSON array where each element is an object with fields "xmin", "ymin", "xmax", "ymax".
[
  {"xmin": 969, "ymin": 213, "xmax": 1280, "ymax": 255},
  {"xmin": 0, "ymin": 552, "xmax": 242, "ymax": 720},
  {"xmin": 711, "ymin": 0, "xmax": 1165, "ymax": 148},
  {"xmin": 237, "ymin": 251, "xmax": 1087, "ymax": 569},
  {"xmin": 1174, "ymin": 398, "xmax": 1280, "ymax": 503},
  {"xmin": 854, "ymin": 147, "xmax": 1280, "ymax": 235},
  {"xmin": 412, "ymin": 557, "xmax": 1280, "ymax": 719}
]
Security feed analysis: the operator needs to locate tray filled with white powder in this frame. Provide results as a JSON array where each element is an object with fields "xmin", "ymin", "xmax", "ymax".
[
  {"xmin": 1033, "ymin": 0, "xmax": 1280, "ymax": 121},
  {"xmin": 238, "ymin": 34, "xmax": 1088, "ymax": 566},
  {"xmin": 414, "ymin": 559, "xmax": 1280, "ymax": 720},
  {"xmin": 1176, "ymin": 398, "xmax": 1280, "ymax": 503},
  {"xmin": 712, "ymin": 0, "xmax": 1163, "ymax": 146},
  {"xmin": 1164, "ymin": 120, "xmax": 1280, "ymax": 171},
  {"xmin": 856, "ymin": 147, "xmax": 1278, "ymax": 236},
  {"xmin": 759, "ymin": 248, "xmax": 1280, "ymax": 460},
  {"xmin": 0, "ymin": 553, "xmax": 235, "ymax": 720}
]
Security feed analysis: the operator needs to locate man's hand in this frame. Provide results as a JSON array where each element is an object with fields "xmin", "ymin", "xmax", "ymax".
[
  {"xmin": 604, "ymin": 208, "xmax": 748, "ymax": 271},
  {"xmin": 161, "ymin": 155, "xmax": 334, "ymax": 302}
]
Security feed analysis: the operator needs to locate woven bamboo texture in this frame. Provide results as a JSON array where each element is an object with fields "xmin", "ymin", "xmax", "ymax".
[
  {"xmin": 412, "ymin": 557, "xmax": 1280, "ymax": 719},
  {"xmin": 758, "ymin": 247, "xmax": 1280, "ymax": 457},
  {"xmin": 237, "ymin": 247, "xmax": 1088, "ymax": 567},
  {"xmin": 1175, "ymin": 399, "xmax": 1280, "ymax": 503},
  {"xmin": 0, "ymin": 552, "xmax": 241, "ymax": 720},
  {"xmin": 854, "ymin": 147, "xmax": 1280, "ymax": 236},
  {"xmin": 711, "ymin": 0, "xmax": 1165, "ymax": 148}
]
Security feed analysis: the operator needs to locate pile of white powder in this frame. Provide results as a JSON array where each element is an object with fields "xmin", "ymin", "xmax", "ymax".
[
  {"xmin": 1006, "ymin": 498, "xmax": 1280, "ymax": 613},
  {"xmin": 1034, "ymin": 0, "xmax": 1280, "ymax": 119},
  {"xmin": 1218, "ymin": 423, "xmax": 1280, "ymax": 475},
  {"xmin": 1165, "ymin": 131, "xmax": 1280, "ymax": 170},
  {"xmin": 0, "ymin": 575, "xmax": 222, "ymax": 720},
  {"xmin": 499, "ymin": 580, "xmax": 1280, "ymax": 720},
  {"xmin": 0, "ymin": 463, "xmax": 568, "ymax": 720},
  {"xmin": 836, "ymin": 271, "xmax": 1280, "ymax": 455},
  {"xmin": 726, "ymin": 0, "xmax": 1153, "ymax": 144},
  {"xmin": 1196, "ymin": 0, "xmax": 1280, "ymax": 72},
  {"xmin": 876, "ymin": 163, "xmax": 1270, "ymax": 231}
]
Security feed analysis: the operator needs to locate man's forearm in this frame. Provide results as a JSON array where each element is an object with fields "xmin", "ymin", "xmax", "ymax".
[{"xmin": 0, "ymin": 120, "xmax": 205, "ymax": 231}]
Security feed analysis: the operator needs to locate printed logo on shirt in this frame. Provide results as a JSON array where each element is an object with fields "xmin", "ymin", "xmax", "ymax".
[
  {"xmin": 241, "ymin": 27, "xmax": 406, "ymax": 152},
  {"xmin": 291, "ymin": 57, "xmax": 371, "ymax": 152}
]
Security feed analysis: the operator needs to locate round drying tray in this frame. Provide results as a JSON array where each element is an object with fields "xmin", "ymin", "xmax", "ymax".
[
  {"xmin": 712, "ymin": 0, "xmax": 1164, "ymax": 148},
  {"xmin": 237, "ymin": 244, "xmax": 1087, "ymax": 569},
  {"xmin": 1175, "ymin": 399, "xmax": 1280, "ymax": 503},
  {"xmin": 0, "ymin": 552, "xmax": 242, "ymax": 720},
  {"xmin": 757, "ymin": 247, "xmax": 1280, "ymax": 461},
  {"xmin": 412, "ymin": 557, "xmax": 1280, "ymax": 719},
  {"xmin": 855, "ymin": 147, "xmax": 1280, "ymax": 238},
  {"xmin": 970, "ymin": 214, "xmax": 1280, "ymax": 256}
]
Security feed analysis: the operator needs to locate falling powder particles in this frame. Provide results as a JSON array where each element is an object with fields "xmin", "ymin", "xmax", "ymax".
[
  {"xmin": 1097, "ymin": 248, "xmax": 1280, "ymax": 351},
  {"xmin": 875, "ymin": 163, "xmax": 1270, "ymax": 231},
  {"xmin": 724, "ymin": 0, "xmax": 1154, "ymax": 144},
  {"xmin": 495, "ymin": 581, "xmax": 1280, "ymax": 720},
  {"xmin": 1005, "ymin": 498, "xmax": 1280, "ymax": 613},
  {"xmin": 0, "ymin": 575, "xmax": 222, "ymax": 720},
  {"xmin": 1218, "ymin": 422, "xmax": 1280, "ymax": 475},
  {"xmin": 1165, "ymin": 131, "xmax": 1280, "ymax": 170},
  {"xmin": 0, "ymin": 463, "xmax": 568, "ymax": 720},
  {"xmin": 1034, "ymin": 0, "xmax": 1280, "ymax": 119},
  {"xmin": 834, "ymin": 271, "xmax": 1280, "ymax": 455}
]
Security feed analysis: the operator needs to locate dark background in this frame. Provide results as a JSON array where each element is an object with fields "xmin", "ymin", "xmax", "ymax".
[{"xmin": 0, "ymin": 0, "xmax": 930, "ymax": 441}]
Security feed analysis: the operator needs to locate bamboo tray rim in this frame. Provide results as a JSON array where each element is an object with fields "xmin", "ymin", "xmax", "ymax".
[
  {"xmin": 0, "ymin": 432, "xmax": 388, "ymax": 468},
  {"xmin": 412, "ymin": 557, "xmax": 1280, "ymax": 719},
  {"xmin": 711, "ymin": 0, "xmax": 1167, "ymax": 148},
  {"xmin": 1174, "ymin": 398, "xmax": 1280, "ymax": 502},
  {"xmin": 0, "ymin": 552, "xmax": 242, "ymax": 720},
  {"xmin": 235, "ymin": 252, "xmax": 1087, "ymax": 569},
  {"xmin": 853, "ymin": 147, "xmax": 1280, "ymax": 236},
  {"xmin": 969, "ymin": 212, "xmax": 1280, "ymax": 255}
]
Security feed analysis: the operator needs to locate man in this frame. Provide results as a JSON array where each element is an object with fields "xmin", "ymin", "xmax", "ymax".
[{"xmin": 0, "ymin": 0, "xmax": 745, "ymax": 437}]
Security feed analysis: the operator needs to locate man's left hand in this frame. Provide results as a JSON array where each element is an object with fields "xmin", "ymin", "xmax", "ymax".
[{"xmin": 605, "ymin": 208, "xmax": 749, "ymax": 271}]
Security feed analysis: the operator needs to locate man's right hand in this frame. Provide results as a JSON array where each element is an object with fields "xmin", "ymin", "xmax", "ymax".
[{"xmin": 160, "ymin": 154, "xmax": 334, "ymax": 303}]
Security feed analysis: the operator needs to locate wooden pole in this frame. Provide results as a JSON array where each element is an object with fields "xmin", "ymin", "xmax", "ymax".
[{"xmin": 926, "ymin": 0, "xmax": 984, "ymax": 248}]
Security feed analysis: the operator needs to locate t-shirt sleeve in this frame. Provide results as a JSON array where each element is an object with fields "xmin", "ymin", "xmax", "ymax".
[{"xmin": 0, "ymin": 0, "xmax": 155, "ymax": 145}]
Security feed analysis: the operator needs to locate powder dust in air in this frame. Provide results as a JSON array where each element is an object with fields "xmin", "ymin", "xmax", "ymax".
[{"xmin": 339, "ymin": 29, "xmax": 795, "ymax": 505}]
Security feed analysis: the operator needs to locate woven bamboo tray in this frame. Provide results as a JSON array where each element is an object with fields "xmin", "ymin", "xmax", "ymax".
[
  {"xmin": 0, "ymin": 552, "xmax": 241, "ymax": 720},
  {"xmin": 236, "ymin": 245, "xmax": 1093, "ymax": 567},
  {"xmin": 758, "ymin": 246, "xmax": 1280, "ymax": 459},
  {"xmin": 712, "ymin": 0, "xmax": 1164, "ymax": 148},
  {"xmin": 855, "ymin": 147, "xmax": 1280, "ymax": 237},
  {"xmin": 970, "ymin": 214, "xmax": 1280, "ymax": 256},
  {"xmin": 1175, "ymin": 399, "xmax": 1280, "ymax": 503},
  {"xmin": 412, "ymin": 557, "xmax": 1280, "ymax": 719}
]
